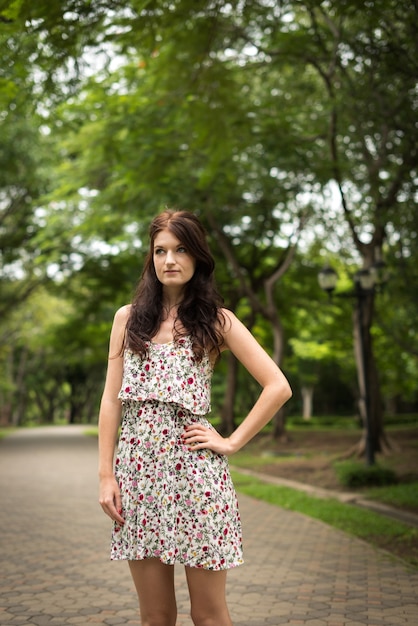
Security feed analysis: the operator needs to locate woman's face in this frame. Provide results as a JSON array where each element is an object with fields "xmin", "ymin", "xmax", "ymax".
[{"xmin": 153, "ymin": 228, "xmax": 196, "ymax": 289}]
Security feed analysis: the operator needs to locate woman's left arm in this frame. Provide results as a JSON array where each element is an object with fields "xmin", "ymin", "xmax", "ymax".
[{"xmin": 183, "ymin": 309, "xmax": 292, "ymax": 455}]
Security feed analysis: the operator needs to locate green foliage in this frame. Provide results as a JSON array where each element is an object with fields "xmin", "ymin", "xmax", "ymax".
[
  {"xmin": 0, "ymin": 286, "xmax": 111, "ymax": 425},
  {"xmin": 334, "ymin": 461, "xmax": 398, "ymax": 488},
  {"xmin": 1, "ymin": 0, "xmax": 417, "ymax": 425}
]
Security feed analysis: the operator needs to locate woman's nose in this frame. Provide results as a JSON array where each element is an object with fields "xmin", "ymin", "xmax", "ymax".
[{"xmin": 165, "ymin": 250, "xmax": 175, "ymax": 264}]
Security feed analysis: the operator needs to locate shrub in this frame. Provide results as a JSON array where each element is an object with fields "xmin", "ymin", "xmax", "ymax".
[
  {"xmin": 334, "ymin": 461, "xmax": 398, "ymax": 488},
  {"xmin": 287, "ymin": 415, "xmax": 358, "ymax": 429},
  {"xmin": 384, "ymin": 414, "xmax": 418, "ymax": 427}
]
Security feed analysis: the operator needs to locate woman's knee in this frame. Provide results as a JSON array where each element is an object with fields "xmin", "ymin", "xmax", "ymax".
[
  {"xmin": 190, "ymin": 607, "xmax": 231, "ymax": 626},
  {"xmin": 140, "ymin": 610, "xmax": 177, "ymax": 626},
  {"xmin": 186, "ymin": 567, "xmax": 232, "ymax": 626}
]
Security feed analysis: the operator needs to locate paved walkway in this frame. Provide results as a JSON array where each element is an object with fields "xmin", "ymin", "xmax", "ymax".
[{"xmin": 0, "ymin": 426, "xmax": 417, "ymax": 626}]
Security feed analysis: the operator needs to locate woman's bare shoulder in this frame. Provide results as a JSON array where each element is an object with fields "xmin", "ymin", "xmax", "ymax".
[
  {"xmin": 114, "ymin": 304, "xmax": 131, "ymax": 324},
  {"xmin": 219, "ymin": 307, "xmax": 235, "ymax": 329},
  {"xmin": 218, "ymin": 307, "xmax": 260, "ymax": 349}
]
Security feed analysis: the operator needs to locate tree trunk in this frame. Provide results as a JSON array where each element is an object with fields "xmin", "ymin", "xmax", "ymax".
[
  {"xmin": 352, "ymin": 289, "xmax": 387, "ymax": 463},
  {"xmin": 266, "ymin": 294, "xmax": 288, "ymax": 440},
  {"xmin": 301, "ymin": 385, "xmax": 314, "ymax": 420},
  {"xmin": 11, "ymin": 347, "xmax": 28, "ymax": 426},
  {"xmin": 272, "ymin": 406, "xmax": 289, "ymax": 441},
  {"xmin": 0, "ymin": 349, "xmax": 13, "ymax": 426},
  {"xmin": 219, "ymin": 351, "xmax": 238, "ymax": 435}
]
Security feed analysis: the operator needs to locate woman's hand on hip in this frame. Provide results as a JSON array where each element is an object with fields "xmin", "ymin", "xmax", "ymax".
[{"xmin": 182, "ymin": 423, "xmax": 234, "ymax": 456}]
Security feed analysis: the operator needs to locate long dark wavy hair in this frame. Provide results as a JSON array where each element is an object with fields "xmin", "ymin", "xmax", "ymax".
[{"xmin": 125, "ymin": 210, "xmax": 225, "ymax": 361}]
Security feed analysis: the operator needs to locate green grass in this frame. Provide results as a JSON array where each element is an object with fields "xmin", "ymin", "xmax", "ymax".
[
  {"xmin": 228, "ymin": 450, "xmax": 298, "ymax": 468},
  {"xmin": 0, "ymin": 428, "xmax": 16, "ymax": 440},
  {"xmin": 84, "ymin": 427, "xmax": 99, "ymax": 437},
  {"xmin": 365, "ymin": 482, "xmax": 418, "ymax": 510},
  {"xmin": 231, "ymin": 470, "xmax": 418, "ymax": 569}
]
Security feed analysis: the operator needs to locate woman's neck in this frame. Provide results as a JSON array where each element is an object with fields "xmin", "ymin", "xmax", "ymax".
[
  {"xmin": 163, "ymin": 301, "xmax": 181, "ymax": 311},
  {"xmin": 162, "ymin": 287, "xmax": 184, "ymax": 311}
]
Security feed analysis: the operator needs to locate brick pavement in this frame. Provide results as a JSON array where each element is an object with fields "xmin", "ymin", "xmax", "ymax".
[{"xmin": 0, "ymin": 426, "xmax": 417, "ymax": 626}]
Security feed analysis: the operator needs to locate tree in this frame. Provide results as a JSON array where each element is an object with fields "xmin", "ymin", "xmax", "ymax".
[
  {"xmin": 0, "ymin": 66, "xmax": 49, "ymax": 319},
  {"xmin": 2, "ymin": 0, "xmax": 416, "ymax": 437},
  {"xmin": 292, "ymin": 1, "xmax": 418, "ymax": 457}
]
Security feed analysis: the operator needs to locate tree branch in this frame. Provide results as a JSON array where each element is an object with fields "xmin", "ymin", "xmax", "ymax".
[{"xmin": 205, "ymin": 211, "xmax": 264, "ymax": 316}]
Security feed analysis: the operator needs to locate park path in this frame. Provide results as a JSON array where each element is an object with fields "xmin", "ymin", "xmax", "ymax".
[{"xmin": 0, "ymin": 425, "xmax": 417, "ymax": 625}]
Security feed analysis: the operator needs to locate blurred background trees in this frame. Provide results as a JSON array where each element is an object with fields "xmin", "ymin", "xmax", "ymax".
[{"xmin": 1, "ymin": 1, "xmax": 417, "ymax": 450}]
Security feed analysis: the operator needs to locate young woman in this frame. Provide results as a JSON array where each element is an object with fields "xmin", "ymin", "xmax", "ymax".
[{"xmin": 98, "ymin": 209, "xmax": 292, "ymax": 626}]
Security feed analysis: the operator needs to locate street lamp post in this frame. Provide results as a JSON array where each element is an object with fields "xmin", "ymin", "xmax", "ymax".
[{"xmin": 318, "ymin": 262, "xmax": 387, "ymax": 466}]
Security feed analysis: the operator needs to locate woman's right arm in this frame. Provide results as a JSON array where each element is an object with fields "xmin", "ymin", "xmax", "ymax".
[{"xmin": 98, "ymin": 305, "xmax": 130, "ymax": 525}]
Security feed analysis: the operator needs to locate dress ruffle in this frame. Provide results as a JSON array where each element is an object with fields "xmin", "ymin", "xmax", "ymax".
[{"xmin": 118, "ymin": 338, "xmax": 212, "ymax": 416}]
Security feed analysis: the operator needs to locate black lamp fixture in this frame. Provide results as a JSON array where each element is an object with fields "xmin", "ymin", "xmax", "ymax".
[
  {"xmin": 317, "ymin": 265, "xmax": 338, "ymax": 295},
  {"xmin": 318, "ymin": 260, "xmax": 388, "ymax": 297}
]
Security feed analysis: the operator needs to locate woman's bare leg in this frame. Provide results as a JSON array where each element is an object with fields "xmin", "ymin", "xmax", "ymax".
[
  {"xmin": 185, "ymin": 567, "xmax": 233, "ymax": 626},
  {"xmin": 128, "ymin": 559, "xmax": 177, "ymax": 626}
]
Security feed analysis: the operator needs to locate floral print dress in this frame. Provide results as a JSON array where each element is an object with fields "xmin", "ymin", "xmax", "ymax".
[{"xmin": 111, "ymin": 337, "xmax": 243, "ymax": 570}]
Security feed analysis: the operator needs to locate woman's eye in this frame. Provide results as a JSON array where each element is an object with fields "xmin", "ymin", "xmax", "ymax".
[
  {"xmin": 177, "ymin": 247, "xmax": 187, "ymax": 253},
  {"xmin": 155, "ymin": 248, "xmax": 165, "ymax": 255}
]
